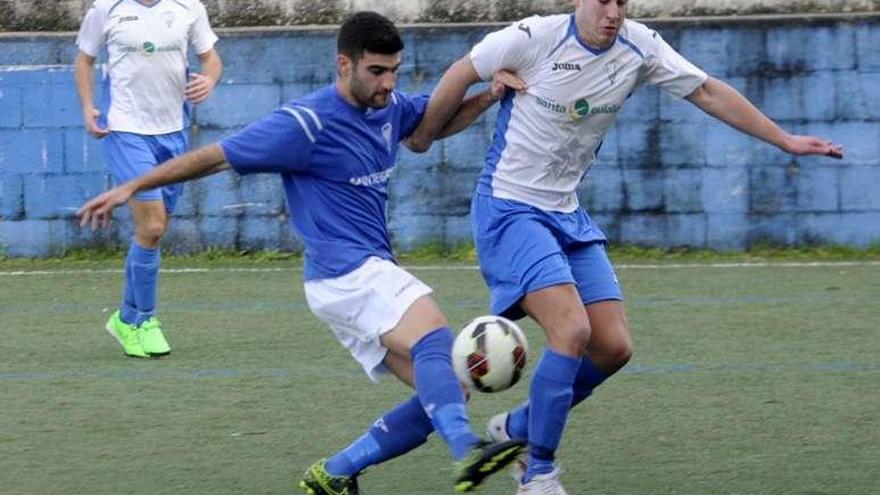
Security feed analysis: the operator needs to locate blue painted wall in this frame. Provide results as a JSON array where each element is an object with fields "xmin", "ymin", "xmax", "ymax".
[{"xmin": 1, "ymin": 18, "xmax": 879, "ymax": 256}]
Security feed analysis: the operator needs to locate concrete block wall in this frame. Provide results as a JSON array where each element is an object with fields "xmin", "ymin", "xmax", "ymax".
[{"xmin": 1, "ymin": 16, "xmax": 879, "ymax": 256}]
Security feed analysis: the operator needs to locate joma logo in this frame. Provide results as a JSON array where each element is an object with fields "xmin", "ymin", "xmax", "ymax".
[{"xmin": 552, "ymin": 62, "xmax": 582, "ymax": 72}]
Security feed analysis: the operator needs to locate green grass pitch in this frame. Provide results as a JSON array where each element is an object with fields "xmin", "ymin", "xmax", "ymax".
[{"xmin": 1, "ymin": 258, "xmax": 878, "ymax": 494}]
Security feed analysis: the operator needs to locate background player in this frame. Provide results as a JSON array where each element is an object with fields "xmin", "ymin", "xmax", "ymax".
[
  {"xmin": 409, "ymin": 0, "xmax": 845, "ymax": 493},
  {"xmin": 77, "ymin": 11, "xmax": 526, "ymax": 494},
  {"xmin": 75, "ymin": 0, "xmax": 223, "ymax": 358}
]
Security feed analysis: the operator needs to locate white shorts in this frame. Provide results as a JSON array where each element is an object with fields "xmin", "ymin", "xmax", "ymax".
[{"xmin": 304, "ymin": 257, "xmax": 434, "ymax": 382}]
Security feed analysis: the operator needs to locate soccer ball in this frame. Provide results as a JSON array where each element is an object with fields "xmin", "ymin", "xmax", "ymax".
[{"xmin": 452, "ymin": 315, "xmax": 529, "ymax": 393}]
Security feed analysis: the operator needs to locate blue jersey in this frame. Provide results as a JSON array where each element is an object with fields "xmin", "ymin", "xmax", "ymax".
[{"xmin": 220, "ymin": 85, "xmax": 429, "ymax": 281}]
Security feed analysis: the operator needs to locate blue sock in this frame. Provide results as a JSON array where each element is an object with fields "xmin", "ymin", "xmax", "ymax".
[
  {"xmin": 325, "ymin": 395, "xmax": 433, "ymax": 477},
  {"xmin": 129, "ymin": 242, "xmax": 160, "ymax": 326},
  {"xmin": 412, "ymin": 328, "xmax": 480, "ymax": 460},
  {"xmin": 119, "ymin": 246, "xmax": 138, "ymax": 324},
  {"xmin": 525, "ymin": 348, "xmax": 581, "ymax": 482},
  {"xmin": 506, "ymin": 356, "xmax": 611, "ymax": 440},
  {"xmin": 572, "ymin": 355, "xmax": 610, "ymax": 404}
]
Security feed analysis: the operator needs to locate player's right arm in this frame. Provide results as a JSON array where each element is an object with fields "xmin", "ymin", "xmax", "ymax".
[
  {"xmin": 78, "ymin": 145, "xmax": 230, "ymax": 229},
  {"xmin": 78, "ymin": 106, "xmax": 318, "ymax": 228},
  {"xmin": 75, "ymin": 2, "xmax": 109, "ymax": 138},
  {"xmin": 74, "ymin": 52, "xmax": 107, "ymax": 138}
]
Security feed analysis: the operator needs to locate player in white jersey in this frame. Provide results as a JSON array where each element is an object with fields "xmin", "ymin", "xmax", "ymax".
[
  {"xmin": 75, "ymin": 0, "xmax": 223, "ymax": 359},
  {"xmin": 410, "ymin": 1, "xmax": 845, "ymax": 493}
]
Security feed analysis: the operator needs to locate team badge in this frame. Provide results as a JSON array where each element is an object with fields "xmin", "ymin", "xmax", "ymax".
[
  {"xmin": 381, "ymin": 123, "xmax": 393, "ymax": 152},
  {"xmin": 604, "ymin": 60, "xmax": 620, "ymax": 85},
  {"xmin": 162, "ymin": 11, "xmax": 176, "ymax": 28}
]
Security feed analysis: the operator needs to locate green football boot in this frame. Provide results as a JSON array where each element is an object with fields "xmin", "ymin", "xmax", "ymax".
[
  {"xmin": 454, "ymin": 439, "xmax": 527, "ymax": 492},
  {"xmin": 299, "ymin": 459, "xmax": 360, "ymax": 495},
  {"xmin": 105, "ymin": 310, "xmax": 149, "ymax": 358},
  {"xmin": 138, "ymin": 316, "xmax": 171, "ymax": 357}
]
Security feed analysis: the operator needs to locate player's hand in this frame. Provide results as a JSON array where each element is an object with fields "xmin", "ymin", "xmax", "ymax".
[
  {"xmin": 783, "ymin": 135, "xmax": 844, "ymax": 159},
  {"xmin": 77, "ymin": 186, "xmax": 134, "ymax": 230},
  {"xmin": 490, "ymin": 70, "xmax": 527, "ymax": 101},
  {"xmin": 83, "ymin": 106, "xmax": 109, "ymax": 139},
  {"xmin": 186, "ymin": 72, "xmax": 216, "ymax": 104}
]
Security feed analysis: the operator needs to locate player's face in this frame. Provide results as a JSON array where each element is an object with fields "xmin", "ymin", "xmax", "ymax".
[
  {"xmin": 574, "ymin": 0, "xmax": 627, "ymax": 48},
  {"xmin": 340, "ymin": 51, "xmax": 402, "ymax": 109}
]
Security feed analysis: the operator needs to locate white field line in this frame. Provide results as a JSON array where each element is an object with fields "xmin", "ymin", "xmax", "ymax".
[{"xmin": 1, "ymin": 261, "xmax": 879, "ymax": 277}]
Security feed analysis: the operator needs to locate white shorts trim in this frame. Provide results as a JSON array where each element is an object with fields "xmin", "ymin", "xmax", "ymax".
[{"xmin": 304, "ymin": 257, "xmax": 433, "ymax": 382}]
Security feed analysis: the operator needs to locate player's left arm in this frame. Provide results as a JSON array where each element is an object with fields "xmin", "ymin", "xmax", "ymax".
[
  {"xmin": 432, "ymin": 69, "xmax": 526, "ymax": 140},
  {"xmin": 186, "ymin": 1, "xmax": 223, "ymax": 104},
  {"xmin": 686, "ymin": 77, "xmax": 843, "ymax": 159},
  {"xmin": 187, "ymin": 48, "xmax": 223, "ymax": 104},
  {"xmin": 406, "ymin": 58, "xmax": 526, "ymax": 150},
  {"xmin": 406, "ymin": 56, "xmax": 483, "ymax": 152}
]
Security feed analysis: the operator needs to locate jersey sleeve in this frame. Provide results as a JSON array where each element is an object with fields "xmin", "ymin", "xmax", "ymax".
[
  {"xmin": 640, "ymin": 30, "xmax": 708, "ymax": 98},
  {"xmin": 188, "ymin": 1, "xmax": 219, "ymax": 55},
  {"xmin": 220, "ymin": 106, "xmax": 321, "ymax": 175},
  {"xmin": 396, "ymin": 92, "xmax": 430, "ymax": 140},
  {"xmin": 76, "ymin": 2, "xmax": 107, "ymax": 57},
  {"xmin": 470, "ymin": 18, "xmax": 543, "ymax": 81}
]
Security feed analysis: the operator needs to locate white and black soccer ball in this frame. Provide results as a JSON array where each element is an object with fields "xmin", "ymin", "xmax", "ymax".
[{"xmin": 452, "ymin": 315, "xmax": 529, "ymax": 393}]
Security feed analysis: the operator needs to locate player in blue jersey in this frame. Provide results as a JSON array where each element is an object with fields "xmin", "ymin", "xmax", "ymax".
[
  {"xmin": 78, "ymin": 11, "xmax": 527, "ymax": 495},
  {"xmin": 409, "ymin": 1, "xmax": 845, "ymax": 493},
  {"xmin": 75, "ymin": 0, "xmax": 223, "ymax": 358}
]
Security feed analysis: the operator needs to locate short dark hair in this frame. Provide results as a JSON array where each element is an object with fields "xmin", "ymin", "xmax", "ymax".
[{"xmin": 337, "ymin": 11, "xmax": 404, "ymax": 61}]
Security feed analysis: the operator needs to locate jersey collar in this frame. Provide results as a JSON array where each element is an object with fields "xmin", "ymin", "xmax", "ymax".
[
  {"xmin": 568, "ymin": 14, "xmax": 617, "ymax": 56},
  {"xmin": 132, "ymin": 0, "xmax": 164, "ymax": 8}
]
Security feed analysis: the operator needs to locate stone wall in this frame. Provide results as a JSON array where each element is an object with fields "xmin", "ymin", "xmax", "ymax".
[
  {"xmin": 1, "ymin": 0, "xmax": 879, "ymax": 31},
  {"xmin": 1, "ymin": 15, "xmax": 879, "ymax": 256}
]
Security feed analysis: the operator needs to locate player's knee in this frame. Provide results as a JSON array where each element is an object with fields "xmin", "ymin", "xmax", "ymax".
[
  {"xmin": 546, "ymin": 320, "xmax": 591, "ymax": 357},
  {"xmin": 591, "ymin": 328, "xmax": 633, "ymax": 372},
  {"xmin": 136, "ymin": 221, "xmax": 167, "ymax": 246},
  {"xmin": 607, "ymin": 339, "xmax": 633, "ymax": 371}
]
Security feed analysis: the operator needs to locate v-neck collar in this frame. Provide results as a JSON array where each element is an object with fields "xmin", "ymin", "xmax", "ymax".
[{"xmin": 132, "ymin": 0, "xmax": 164, "ymax": 8}]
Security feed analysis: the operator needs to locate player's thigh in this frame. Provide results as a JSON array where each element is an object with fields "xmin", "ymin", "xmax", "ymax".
[
  {"xmin": 521, "ymin": 283, "xmax": 591, "ymax": 357},
  {"xmin": 472, "ymin": 194, "xmax": 576, "ymax": 319},
  {"xmin": 583, "ymin": 300, "xmax": 632, "ymax": 371},
  {"xmin": 151, "ymin": 130, "xmax": 189, "ymax": 213},
  {"xmin": 567, "ymin": 242, "xmax": 631, "ymax": 365},
  {"xmin": 303, "ymin": 257, "xmax": 436, "ymax": 383},
  {"xmin": 567, "ymin": 242, "xmax": 623, "ymax": 306},
  {"xmin": 380, "ymin": 295, "xmax": 448, "ymax": 359},
  {"xmin": 102, "ymin": 132, "xmax": 165, "ymax": 203}
]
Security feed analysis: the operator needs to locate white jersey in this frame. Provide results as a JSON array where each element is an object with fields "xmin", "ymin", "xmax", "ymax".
[
  {"xmin": 76, "ymin": 0, "xmax": 218, "ymax": 135},
  {"xmin": 471, "ymin": 14, "xmax": 707, "ymax": 212}
]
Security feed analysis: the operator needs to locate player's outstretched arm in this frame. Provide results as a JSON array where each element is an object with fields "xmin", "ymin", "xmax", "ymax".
[
  {"xmin": 78, "ymin": 144, "xmax": 230, "ymax": 229},
  {"xmin": 686, "ymin": 77, "xmax": 844, "ymax": 159}
]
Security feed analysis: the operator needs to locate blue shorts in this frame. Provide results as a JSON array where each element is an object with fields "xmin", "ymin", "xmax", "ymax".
[
  {"xmin": 102, "ymin": 130, "xmax": 188, "ymax": 212},
  {"xmin": 471, "ymin": 193, "xmax": 623, "ymax": 320}
]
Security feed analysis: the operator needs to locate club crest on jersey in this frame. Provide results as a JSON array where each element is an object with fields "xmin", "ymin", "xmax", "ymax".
[
  {"xmin": 381, "ymin": 123, "xmax": 393, "ymax": 152},
  {"xmin": 142, "ymin": 41, "xmax": 156, "ymax": 56},
  {"xmin": 162, "ymin": 11, "xmax": 176, "ymax": 28},
  {"xmin": 604, "ymin": 60, "xmax": 620, "ymax": 85}
]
